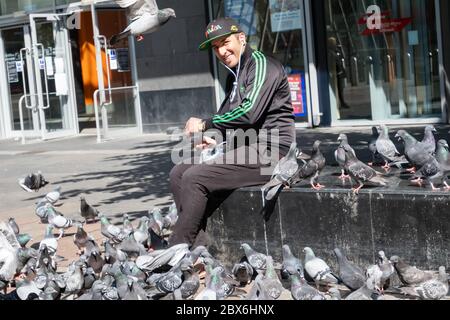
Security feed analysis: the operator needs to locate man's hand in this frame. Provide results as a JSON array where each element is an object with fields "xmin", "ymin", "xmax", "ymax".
[
  {"xmin": 195, "ymin": 136, "xmax": 217, "ymax": 150},
  {"xmin": 185, "ymin": 117, "xmax": 204, "ymax": 135}
]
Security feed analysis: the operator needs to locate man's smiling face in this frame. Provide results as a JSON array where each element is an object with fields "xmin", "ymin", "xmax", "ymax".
[{"xmin": 211, "ymin": 33, "xmax": 245, "ymax": 68}]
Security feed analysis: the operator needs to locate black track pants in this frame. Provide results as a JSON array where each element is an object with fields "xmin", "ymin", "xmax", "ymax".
[{"xmin": 168, "ymin": 146, "xmax": 273, "ymax": 247}]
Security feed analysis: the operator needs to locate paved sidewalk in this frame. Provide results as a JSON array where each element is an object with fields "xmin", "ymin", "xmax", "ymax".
[
  {"xmin": 1, "ymin": 124, "xmax": 449, "ymax": 273},
  {"xmin": 0, "ymin": 133, "xmax": 179, "ymax": 270}
]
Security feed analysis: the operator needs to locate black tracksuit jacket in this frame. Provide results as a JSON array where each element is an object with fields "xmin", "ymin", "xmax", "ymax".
[{"xmin": 203, "ymin": 46, "xmax": 295, "ymax": 156}]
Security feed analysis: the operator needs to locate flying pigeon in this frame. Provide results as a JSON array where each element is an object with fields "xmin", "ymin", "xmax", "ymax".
[
  {"xmin": 334, "ymin": 134, "xmax": 353, "ymax": 181},
  {"xmin": 291, "ymin": 140, "xmax": 326, "ymax": 190},
  {"xmin": 341, "ymin": 143, "xmax": 388, "ymax": 194},
  {"xmin": 109, "ymin": 0, "xmax": 176, "ymax": 45},
  {"xmin": 18, "ymin": 171, "xmax": 49, "ymax": 192},
  {"xmin": 333, "ymin": 247, "xmax": 365, "ymax": 291},
  {"xmin": 303, "ymin": 247, "xmax": 339, "ymax": 288},
  {"xmin": 375, "ymin": 125, "xmax": 408, "ymax": 170}
]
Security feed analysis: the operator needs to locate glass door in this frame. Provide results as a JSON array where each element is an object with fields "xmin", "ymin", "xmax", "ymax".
[
  {"xmin": 210, "ymin": 0, "xmax": 313, "ymax": 126},
  {"xmin": 1, "ymin": 25, "xmax": 40, "ymax": 137},
  {"xmin": 325, "ymin": 0, "xmax": 443, "ymax": 123},
  {"xmin": 29, "ymin": 13, "xmax": 79, "ymax": 140},
  {"xmin": 92, "ymin": 6, "xmax": 141, "ymax": 141}
]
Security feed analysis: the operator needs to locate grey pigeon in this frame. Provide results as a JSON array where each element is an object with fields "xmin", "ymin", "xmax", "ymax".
[
  {"xmin": 261, "ymin": 142, "xmax": 300, "ymax": 201},
  {"xmin": 258, "ymin": 256, "xmax": 283, "ymax": 300},
  {"xmin": 163, "ymin": 203, "xmax": 179, "ymax": 230},
  {"xmin": 281, "ymin": 244, "xmax": 304, "ymax": 279},
  {"xmin": 341, "ymin": 143, "xmax": 388, "ymax": 194},
  {"xmin": 85, "ymin": 240, "xmax": 105, "ymax": 274},
  {"xmin": 133, "ymin": 216, "xmax": 150, "ymax": 247},
  {"xmin": 109, "ymin": 0, "xmax": 176, "ymax": 45},
  {"xmin": 240, "ymin": 243, "xmax": 267, "ymax": 271},
  {"xmin": 63, "ymin": 261, "xmax": 84, "ymax": 297},
  {"xmin": 345, "ymin": 264, "xmax": 383, "ymax": 300},
  {"xmin": 7, "ymin": 218, "xmax": 19, "ymax": 235},
  {"xmin": 395, "ymin": 130, "xmax": 434, "ymax": 173},
  {"xmin": 39, "ymin": 225, "xmax": 58, "ymax": 255},
  {"xmin": 232, "ymin": 261, "xmax": 253, "ymax": 286},
  {"xmin": 333, "ymin": 247, "xmax": 365, "ymax": 291},
  {"xmin": 121, "ymin": 213, "xmax": 134, "ymax": 236},
  {"xmin": 421, "ymin": 125, "xmax": 437, "ymax": 154},
  {"xmin": 303, "ymin": 247, "xmax": 339, "ymax": 287},
  {"xmin": 290, "ymin": 273, "xmax": 325, "ymax": 300},
  {"xmin": 18, "ymin": 171, "xmax": 49, "ymax": 193},
  {"xmin": 123, "ymin": 278, "xmax": 148, "ymax": 300},
  {"xmin": 73, "ymin": 222, "xmax": 90, "ymax": 255},
  {"xmin": 434, "ymin": 139, "xmax": 450, "ymax": 190},
  {"xmin": 118, "ymin": 233, "xmax": 146, "ymax": 258},
  {"xmin": 45, "ymin": 186, "xmax": 61, "ymax": 204},
  {"xmin": 390, "ymin": 255, "xmax": 433, "ymax": 285},
  {"xmin": 377, "ymin": 250, "xmax": 394, "ymax": 290},
  {"xmin": 291, "ymin": 140, "xmax": 326, "ymax": 190},
  {"xmin": 368, "ymin": 126, "xmax": 382, "ymax": 166},
  {"xmin": 46, "ymin": 204, "xmax": 74, "ymax": 239},
  {"xmin": 80, "ymin": 196, "xmax": 99, "ymax": 223},
  {"xmin": 400, "ymin": 266, "xmax": 449, "ymax": 300},
  {"xmin": 177, "ymin": 259, "xmax": 200, "ymax": 299},
  {"xmin": 375, "ymin": 125, "xmax": 408, "ymax": 170},
  {"xmin": 195, "ymin": 266, "xmax": 223, "ymax": 300},
  {"xmin": 334, "ymin": 134, "xmax": 353, "ymax": 180},
  {"xmin": 16, "ymin": 234, "xmax": 32, "ymax": 248},
  {"xmin": 410, "ymin": 155, "xmax": 443, "ymax": 191},
  {"xmin": 98, "ymin": 213, "xmax": 127, "ymax": 244}
]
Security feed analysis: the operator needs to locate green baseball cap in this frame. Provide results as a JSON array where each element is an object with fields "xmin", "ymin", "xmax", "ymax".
[{"xmin": 198, "ymin": 17, "xmax": 243, "ymax": 51}]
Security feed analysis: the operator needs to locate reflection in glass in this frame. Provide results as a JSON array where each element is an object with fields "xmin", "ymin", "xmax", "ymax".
[
  {"xmin": 325, "ymin": 0, "xmax": 441, "ymax": 121},
  {"xmin": 2, "ymin": 27, "xmax": 34, "ymax": 130},
  {"xmin": 211, "ymin": 0, "xmax": 308, "ymax": 123}
]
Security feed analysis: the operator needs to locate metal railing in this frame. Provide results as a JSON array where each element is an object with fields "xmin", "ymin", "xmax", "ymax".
[{"xmin": 93, "ymin": 85, "xmax": 138, "ymax": 143}]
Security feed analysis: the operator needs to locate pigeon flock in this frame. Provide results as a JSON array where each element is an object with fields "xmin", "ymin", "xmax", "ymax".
[
  {"xmin": 1, "ymin": 179, "xmax": 448, "ymax": 300},
  {"xmin": 262, "ymin": 126, "xmax": 450, "ymax": 199}
]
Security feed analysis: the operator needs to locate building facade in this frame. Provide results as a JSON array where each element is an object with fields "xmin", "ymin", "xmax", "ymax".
[{"xmin": 0, "ymin": 0, "xmax": 448, "ymax": 142}]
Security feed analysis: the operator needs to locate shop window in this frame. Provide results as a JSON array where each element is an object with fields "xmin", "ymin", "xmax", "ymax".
[
  {"xmin": 325, "ymin": 0, "xmax": 442, "ymax": 122},
  {"xmin": 211, "ymin": 0, "xmax": 310, "ymax": 123}
]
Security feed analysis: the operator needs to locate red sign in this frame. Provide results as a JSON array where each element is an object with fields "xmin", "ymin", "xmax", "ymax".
[
  {"xmin": 358, "ymin": 11, "xmax": 412, "ymax": 35},
  {"xmin": 287, "ymin": 73, "xmax": 306, "ymax": 117}
]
